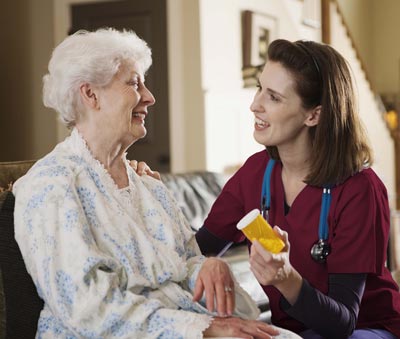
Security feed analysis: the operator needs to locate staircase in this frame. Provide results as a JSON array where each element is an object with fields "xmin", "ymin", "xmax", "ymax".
[
  {"xmin": 329, "ymin": 0, "xmax": 398, "ymax": 211},
  {"xmin": 283, "ymin": 0, "xmax": 397, "ymax": 209}
]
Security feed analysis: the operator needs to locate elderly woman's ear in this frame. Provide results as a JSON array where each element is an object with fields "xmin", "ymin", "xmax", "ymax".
[{"xmin": 79, "ymin": 83, "xmax": 99, "ymax": 109}]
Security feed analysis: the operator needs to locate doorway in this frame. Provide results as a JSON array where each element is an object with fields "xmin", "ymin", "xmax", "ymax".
[{"xmin": 70, "ymin": 0, "xmax": 171, "ymax": 172}]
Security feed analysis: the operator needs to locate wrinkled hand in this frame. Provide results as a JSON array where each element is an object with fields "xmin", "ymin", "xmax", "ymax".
[
  {"xmin": 129, "ymin": 160, "xmax": 161, "ymax": 180},
  {"xmin": 203, "ymin": 316, "xmax": 280, "ymax": 339},
  {"xmin": 193, "ymin": 257, "xmax": 235, "ymax": 317}
]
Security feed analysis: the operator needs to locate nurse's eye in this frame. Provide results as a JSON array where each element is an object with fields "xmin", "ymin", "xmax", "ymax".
[
  {"xmin": 256, "ymin": 81, "xmax": 262, "ymax": 92},
  {"xmin": 269, "ymin": 93, "xmax": 280, "ymax": 102}
]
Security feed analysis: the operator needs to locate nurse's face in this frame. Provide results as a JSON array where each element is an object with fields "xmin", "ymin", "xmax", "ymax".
[{"xmin": 250, "ymin": 61, "xmax": 314, "ymax": 149}]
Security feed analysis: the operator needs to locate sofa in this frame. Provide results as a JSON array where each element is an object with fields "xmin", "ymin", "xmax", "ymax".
[{"xmin": 0, "ymin": 160, "xmax": 269, "ymax": 339}]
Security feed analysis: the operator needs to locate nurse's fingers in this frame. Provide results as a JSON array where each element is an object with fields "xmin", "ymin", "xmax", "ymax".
[
  {"xmin": 273, "ymin": 226, "xmax": 290, "ymax": 251},
  {"xmin": 251, "ymin": 240, "xmax": 273, "ymax": 262}
]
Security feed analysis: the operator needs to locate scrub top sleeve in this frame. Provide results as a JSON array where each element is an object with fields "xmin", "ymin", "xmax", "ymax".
[
  {"xmin": 202, "ymin": 174, "xmax": 247, "ymax": 244},
  {"xmin": 328, "ymin": 172, "xmax": 390, "ymax": 274}
]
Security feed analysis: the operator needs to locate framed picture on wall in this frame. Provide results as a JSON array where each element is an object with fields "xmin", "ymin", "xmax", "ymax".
[{"xmin": 242, "ymin": 10, "xmax": 278, "ymax": 87}]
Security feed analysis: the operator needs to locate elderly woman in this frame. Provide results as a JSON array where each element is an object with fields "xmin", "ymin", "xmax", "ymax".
[{"xmin": 12, "ymin": 28, "xmax": 299, "ymax": 339}]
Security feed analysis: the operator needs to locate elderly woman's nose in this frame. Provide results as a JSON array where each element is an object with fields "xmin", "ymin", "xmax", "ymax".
[{"xmin": 142, "ymin": 86, "xmax": 156, "ymax": 106}]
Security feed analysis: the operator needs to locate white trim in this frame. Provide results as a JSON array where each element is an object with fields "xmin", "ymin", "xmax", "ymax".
[{"xmin": 167, "ymin": 0, "xmax": 186, "ymax": 172}]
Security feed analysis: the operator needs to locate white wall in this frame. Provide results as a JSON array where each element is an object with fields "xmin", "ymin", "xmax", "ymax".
[
  {"xmin": 167, "ymin": 0, "xmax": 206, "ymax": 173},
  {"xmin": 198, "ymin": 0, "xmax": 320, "ymax": 173}
]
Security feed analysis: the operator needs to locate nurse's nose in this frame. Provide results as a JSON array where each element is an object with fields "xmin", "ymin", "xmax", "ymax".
[{"xmin": 250, "ymin": 91, "xmax": 264, "ymax": 114}]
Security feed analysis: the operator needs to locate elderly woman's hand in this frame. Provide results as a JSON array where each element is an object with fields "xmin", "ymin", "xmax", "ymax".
[
  {"xmin": 249, "ymin": 226, "xmax": 303, "ymax": 305},
  {"xmin": 192, "ymin": 257, "xmax": 235, "ymax": 317},
  {"xmin": 130, "ymin": 160, "xmax": 161, "ymax": 180},
  {"xmin": 203, "ymin": 316, "xmax": 280, "ymax": 339}
]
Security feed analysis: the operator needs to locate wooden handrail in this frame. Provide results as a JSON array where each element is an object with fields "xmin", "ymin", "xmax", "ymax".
[{"xmin": 321, "ymin": 0, "xmax": 330, "ymax": 44}]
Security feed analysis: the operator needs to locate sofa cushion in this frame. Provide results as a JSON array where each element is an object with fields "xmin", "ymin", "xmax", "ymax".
[
  {"xmin": 161, "ymin": 171, "xmax": 227, "ymax": 231},
  {"xmin": 0, "ymin": 191, "xmax": 43, "ymax": 338}
]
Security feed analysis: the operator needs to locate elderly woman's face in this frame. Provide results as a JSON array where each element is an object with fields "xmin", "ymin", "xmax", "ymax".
[{"xmin": 94, "ymin": 61, "xmax": 155, "ymax": 146}]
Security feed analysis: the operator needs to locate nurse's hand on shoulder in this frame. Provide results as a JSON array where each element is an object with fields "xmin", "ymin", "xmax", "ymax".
[
  {"xmin": 249, "ymin": 226, "xmax": 303, "ymax": 305},
  {"xmin": 203, "ymin": 316, "xmax": 280, "ymax": 339},
  {"xmin": 193, "ymin": 257, "xmax": 235, "ymax": 317},
  {"xmin": 129, "ymin": 160, "xmax": 161, "ymax": 180}
]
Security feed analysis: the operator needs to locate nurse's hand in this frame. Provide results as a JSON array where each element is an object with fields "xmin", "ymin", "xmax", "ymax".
[
  {"xmin": 249, "ymin": 226, "xmax": 303, "ymax": 305},
  {"xmin": 129, "ymin": 160, "xmax": 161, "ymax": 180},
  {"xmin": 203, "ymin": 316, "xmax": 280, "ymax": 339},
  {"xmin": 193, "ymin": 257, "xmax": 235, "ymax": 317}
]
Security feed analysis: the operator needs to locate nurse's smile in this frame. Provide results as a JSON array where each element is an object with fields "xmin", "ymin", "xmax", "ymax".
[{"xmin": 254, "ymin": 116, "xmax": 268, "ymax": 130}]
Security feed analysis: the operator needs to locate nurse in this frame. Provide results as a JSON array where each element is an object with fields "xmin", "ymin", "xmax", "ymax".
[{"xmin": 195, "ymin": 39, "xmax": 400, "ymax": 339}]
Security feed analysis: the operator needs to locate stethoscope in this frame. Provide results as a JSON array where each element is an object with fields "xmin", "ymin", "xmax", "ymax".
[{"xmin": 261, "ymin": 159, "xmax": 332, "ymax": 263}]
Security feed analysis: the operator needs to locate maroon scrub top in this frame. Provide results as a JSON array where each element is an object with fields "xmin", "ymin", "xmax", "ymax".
[{"xmin": 203, "ymin": 150, "xmax": 400, "ymax": 336}]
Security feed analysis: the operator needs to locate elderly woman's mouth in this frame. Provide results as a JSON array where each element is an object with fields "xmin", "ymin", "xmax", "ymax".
[{"xmin": 132, "ymin": 112, "xmax": 146, "ymax": 120}]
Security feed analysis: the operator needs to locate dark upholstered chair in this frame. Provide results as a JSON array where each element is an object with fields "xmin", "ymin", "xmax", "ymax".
[{"xmin": 0, "ymin": 160, "xmax": 43, "ymax": 339}]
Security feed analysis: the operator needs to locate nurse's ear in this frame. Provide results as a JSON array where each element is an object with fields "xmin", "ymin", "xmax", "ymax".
[
  {"xmin": 79, "ymin": 83, "xmax": 100, "ymax": 110},
  {"xmin": 304, "ymin": 105, "xmax": 321, "ymax": 127}
]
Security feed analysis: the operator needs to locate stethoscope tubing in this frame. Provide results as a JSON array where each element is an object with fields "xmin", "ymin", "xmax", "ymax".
[{"xmin": 261, "ymin": 157, "xmax": 332, "ymax": 243}]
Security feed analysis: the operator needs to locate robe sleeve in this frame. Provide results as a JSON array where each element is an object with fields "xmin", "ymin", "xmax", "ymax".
[
  {"xmin": 142, "ymin": 174, "xmax": 208, "ymax": 292},
  {"xmin": 13, "ymin": 171, "xmax": 212, "ymax": 339}
]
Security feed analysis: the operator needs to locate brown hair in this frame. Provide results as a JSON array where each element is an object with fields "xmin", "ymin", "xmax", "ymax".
[{"xmin": 265, "ymin": 39, "xmax": 373, "ymax": 187}]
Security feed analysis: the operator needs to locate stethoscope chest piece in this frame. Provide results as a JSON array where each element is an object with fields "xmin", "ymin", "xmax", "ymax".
[
  {"xmin": 310, "ymin": 187, "xmax": 332, "ymax": 263},
  {"xmin": 311, "ymin": 239, "xmax": 331, "ymax": 263}
]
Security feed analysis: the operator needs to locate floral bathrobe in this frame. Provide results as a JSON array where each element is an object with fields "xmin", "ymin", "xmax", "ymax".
[{"xmin": 13, "ymin": 129, "xmax": 258, "ymax": 339}]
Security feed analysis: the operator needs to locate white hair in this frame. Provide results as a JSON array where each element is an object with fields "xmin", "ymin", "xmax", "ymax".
[{"xmin": 43, "ymin": 27, "xmax": 152, "ymax": 127}]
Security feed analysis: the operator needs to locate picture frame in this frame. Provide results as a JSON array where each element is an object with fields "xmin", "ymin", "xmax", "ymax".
[{"xmin": 241, "ymin": 10, "xmax": 278, "ymax": 87}]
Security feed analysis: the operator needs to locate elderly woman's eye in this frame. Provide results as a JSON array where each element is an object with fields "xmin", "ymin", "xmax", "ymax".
[{"xmin": 129, "ymin": 81, "xmax": 139, "ymax": 89}]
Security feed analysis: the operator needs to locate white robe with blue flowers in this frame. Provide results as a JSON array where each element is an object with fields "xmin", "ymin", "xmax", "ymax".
[{"xmin": 13, "ymin": 129, "xmax": 227, "ymax": 339}]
